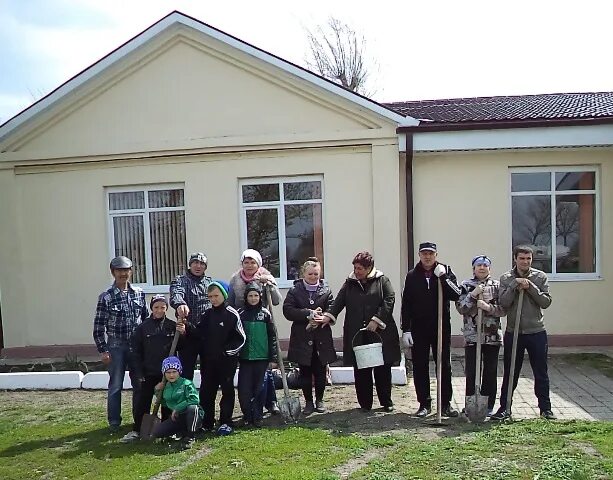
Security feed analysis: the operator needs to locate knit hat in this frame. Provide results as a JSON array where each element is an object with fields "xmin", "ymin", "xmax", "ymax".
[
  {"xmin": 161, "ymin": 356, "xmax": 182, "ymax": 374},
  {"xmin": 189, "ymin": 252, "xmax": 208, "ymax": 265},
  {"xmin": 150, "ymin": 294, "xmax": 168, "ymax": 309},
  {"xmin": 240, "ymin": 249, "xmax": 262, "ymax": 267},
  {"xmin": 244, "ymin": 282, "xmax": 262, "ymax": 306},
  {"xmin": 471, "ymin": 255, "xmax": 492, "ymax": 267},
  {"xmin": 208, "ymin": 280, "xmax": 230, "ymax": 300}
]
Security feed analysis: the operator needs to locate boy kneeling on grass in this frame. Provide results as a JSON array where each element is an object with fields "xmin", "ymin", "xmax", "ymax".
[{"xmin": 152, "ymin": 356, "xmax": 203, "ymax": 449}]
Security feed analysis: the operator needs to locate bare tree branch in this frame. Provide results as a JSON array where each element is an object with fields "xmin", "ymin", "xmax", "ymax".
[{"xmin": 305, "ymin": 17, "xmax": 376, "ymax": 96}]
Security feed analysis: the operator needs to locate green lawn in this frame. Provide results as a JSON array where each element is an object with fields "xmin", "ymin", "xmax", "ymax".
[{"xmin": 0, "ymin": 391, "xmax": 611, "ymax": 480}]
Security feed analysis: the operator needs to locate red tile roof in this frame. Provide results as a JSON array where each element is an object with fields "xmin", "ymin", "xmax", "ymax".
[{"xmin": 386, "ymin": 92, "xmax": 613, "ymax": 129}]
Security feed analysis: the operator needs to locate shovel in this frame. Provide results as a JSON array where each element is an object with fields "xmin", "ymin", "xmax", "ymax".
[
  {"xmin": 140, "ymin": 324, "xmax": 182, "ymax": 440},
  {"xmin": 505, "ymin": 289, "xmax": 525, "ymax": 418},
  {"xmin": 435, "ymin": 278, "xmax": 443, "ymax": 425},
  {"xmin": 465, "ymin": 292, "xmax": 489, "ymax": 423},
  {"xmin": 266, "ymin": 287, "xmax": 301, "ymax": 423}
]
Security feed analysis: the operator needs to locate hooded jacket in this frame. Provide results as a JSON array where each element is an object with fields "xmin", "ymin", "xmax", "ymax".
[
  {"xmin": 283, "ymin": 279, "xmax": 337, "ymax": 366},
  {"xmin": 326, "ymin": 268, "xmax": 400, "ymax": 367},
  {"xmin": 131, "ymin": 315, "xmax": 180, "ymax": 377},
  {"xmin": 238, "ymin": 284, "xmax": 277, "ymax": 362}
]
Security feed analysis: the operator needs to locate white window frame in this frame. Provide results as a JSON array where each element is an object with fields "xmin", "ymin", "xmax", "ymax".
[
  {"xmin": 106, "ymin": 183, "xmax": 186, "ymax": 293},
  {"xmin": 509, "ymin": 166, "xmax": 600, "ymax": 281},
  {"xmin": 239, "ymin": 175, "xmax": 325, "ymax": 288}
]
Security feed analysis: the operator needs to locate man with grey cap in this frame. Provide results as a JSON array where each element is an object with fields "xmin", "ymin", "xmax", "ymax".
[
  {"xmin": 93, "ymin": 256, "xmax": 148, "ymax": 433},
  {"xmin": 170, "ymin": 252, "xmax": 213, "ymax": 380}
]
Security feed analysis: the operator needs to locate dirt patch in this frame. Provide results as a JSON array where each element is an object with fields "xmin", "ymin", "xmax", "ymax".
[
  {"xmin": 148, "ymin": 445, "xmax": 212, "ymax": 480},
  {"xmin": 332, "ymin": 445, "xmax": 396, "ymax": 479}
]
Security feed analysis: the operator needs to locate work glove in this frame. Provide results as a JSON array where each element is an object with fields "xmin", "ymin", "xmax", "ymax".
[
  {"xmin": 401, "ymin": 332, "xmax": 414, "ymax": 352},
  {"xmin": 477, "ymin": 299, "xmax": 492, "ymax": 313},
  {"xmin": 470, "ymin": 283, "xmax": 484, "ymax": 299},
  {"xmin": 433, "ymin": 264, "xmax": 446, "ymax": 277}
]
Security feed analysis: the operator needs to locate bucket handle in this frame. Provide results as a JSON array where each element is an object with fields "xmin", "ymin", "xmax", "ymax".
[{"xmin": 351, "ymin": 328, "xmax": 383, "ymax": 348}]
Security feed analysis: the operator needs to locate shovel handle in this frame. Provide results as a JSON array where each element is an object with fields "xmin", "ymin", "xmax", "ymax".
[
  {"xmin": 151, "ymin": 326, "xmax": 182, "ymax": 416},
  {"xmin": 266, "ymin": 288, "xmax": 292, "ymax": 399},
  {"xmin": 474, "ymin": 292, "xmax": 484, "ymax": 394},
  {"xmin": 505, "ymin": 289, "xmax": 524, "ymax": 415},
  {"xmin": 436, "ymin": 279, "xmax": 443, "ymax": 424}
]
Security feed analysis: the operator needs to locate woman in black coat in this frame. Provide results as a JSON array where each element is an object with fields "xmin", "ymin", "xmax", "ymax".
[
  {"xmin": 324, "ymin": 251, "xmax": 400, "ymax": 412},
  {"xmin": 283, "ymin": 257, "xmax": 337, "ymax": 415}
]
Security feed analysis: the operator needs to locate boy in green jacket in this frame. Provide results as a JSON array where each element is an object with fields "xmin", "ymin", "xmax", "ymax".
[{"xmin": 153, "ymin": 356, "xmax": 203, "ymax": 448}]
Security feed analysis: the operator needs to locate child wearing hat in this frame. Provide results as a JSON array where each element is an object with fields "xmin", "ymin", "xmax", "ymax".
[
  {"xmin": 185, "ymin": 280, "xmax": 246, "ymax": 435},
  {"xmin": 121, "ymin": 295, "xmax": 181, "ymax": 443},
  {"xmin": 237, "ymin": 282, "xmax": 277, "ymax": 427},
  {"xmin": 455, "ymin": 255, "xmax": 506, "ymax": 416},
  {"xmin": 152, "ymin": 356, "xmax": 203, "ymax": 449}
]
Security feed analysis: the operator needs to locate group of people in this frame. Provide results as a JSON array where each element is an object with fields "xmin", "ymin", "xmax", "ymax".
[{"xmin": 93, "ymin": 241, "xmax": 554, "ymax": 448}]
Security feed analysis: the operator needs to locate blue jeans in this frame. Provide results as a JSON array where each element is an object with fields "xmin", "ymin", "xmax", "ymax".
[
  {"xmin": 499, "ymin": 330, "xmax": 551, "ymax": 413},
  {"xmin": 107, "ymin": 337, "xmax": 141, "ymax": 428}
]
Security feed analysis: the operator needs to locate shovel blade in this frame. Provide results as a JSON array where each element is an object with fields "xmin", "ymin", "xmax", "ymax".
[
  {"xmin": 140, "ymin": 414, "xmax": 160, "ymax": 440},
  {"xmin": 465, "ymin": 395, "xmax": 489, "ymax": 423},
  {"xmin": 278, "ymin": 396, "xmax": 301, "ymax": 423}
]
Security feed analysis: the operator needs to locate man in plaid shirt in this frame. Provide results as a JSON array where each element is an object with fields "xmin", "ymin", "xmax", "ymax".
[
  {"xmin": 169, "ymin": 252, "xmax": 212, "ymax": 380},
  {"xmin": 93, "ymin": 256, "xmax": 148, "ymax": 433}
]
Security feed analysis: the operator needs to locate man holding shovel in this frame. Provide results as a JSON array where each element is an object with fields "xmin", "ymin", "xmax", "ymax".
[
  {"xmin": 456, "ymin": 255, "xmax": 505, "ymax": 420},
  {"xmin": 491, "ymin": 245, "xmax": 555, "ymax": 421},
  {"xmin": 401, "ymin": 242, "xmax": 462, "ymax": 418}
]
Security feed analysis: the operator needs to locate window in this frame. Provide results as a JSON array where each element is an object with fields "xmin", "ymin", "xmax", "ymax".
[
  {"xmin": 240, "ymin": 177, "xmax": 324, "ymax": 285},
  {"xmin": 510, "ymin": 167, "xmax": 599, "ymax": 278},
  {"xmin": 107, "ymin": 185, "xmax": 187, "ymax": 289}
]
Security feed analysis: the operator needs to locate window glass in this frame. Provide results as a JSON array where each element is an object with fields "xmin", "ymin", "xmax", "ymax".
[
  {"xmin": 112, "ymin": 215, "xmax": 146, "ymax": 282},
  {"xmin": 285, "ymin": 204, "xmax": 324, "ymax": 280},
  {"xmin": 511, "ymin": 196, "xmax": 552, "ymax": 273},
  {"xmin": 555, "ymin": 172, "xmax": 595, "ymax": 191},
  {"xmin": 150, "ymin": 210, "xmax": 187, "ymax": 285},
  {"xmin": 246, "ymin": 208, "xmax": 280, "ymax": 277},
  {"xmin": 109, "ymin": 192, "xmax": 144, "ymax": 210},
  {"xmin": 555, "ymin": 195, "xmax": 595, "ymax": 273},
  {"xmin": 511, "ymin": 172, "xmax": 550, "ymax": 192},
  {"xmin": 148, "ymin": 189, "xmax": 185, "ymax": 208},
  {"xmin": 283, "ymin": 181, "xmax": 322, "ymax": 201},
  {"xmin": 242, "ymin": 184, "xmax": 280, "ymax": 203}
]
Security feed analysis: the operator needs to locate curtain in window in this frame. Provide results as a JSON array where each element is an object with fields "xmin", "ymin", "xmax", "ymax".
[
  {"xmin": 150, "ymin": 211, "xmax": 187, "ymax": 285},
  {"xmin": 113, "ymin": 216, "xmax": 146, "ymax": 283}
]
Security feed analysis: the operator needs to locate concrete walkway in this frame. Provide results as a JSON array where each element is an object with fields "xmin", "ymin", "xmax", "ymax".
[{"xmin": 448, "ymin": 350, "xmax": 613, "ymax": 421}]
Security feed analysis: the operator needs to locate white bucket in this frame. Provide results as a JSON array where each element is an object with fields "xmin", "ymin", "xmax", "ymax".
[{"xmin": 352, "ymin": 329, "xmax": 384, "ymax": 369}]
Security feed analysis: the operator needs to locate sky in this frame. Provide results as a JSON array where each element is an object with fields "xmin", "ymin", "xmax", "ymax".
[{"xmin": 1, "ymin": 0, "xmax": 613, "ymax": 123}]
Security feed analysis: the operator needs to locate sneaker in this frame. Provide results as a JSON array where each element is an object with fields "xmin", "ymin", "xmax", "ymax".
[
  {"xmin": 541, "ymin": 410, "xmax": 556, "ymax": 420},
  {"xmin": 442, "ymin": 405, "xmax": 459, "ymax": 418},
  {"xmin": 487, "ymin": 408, "xmax": 494, "ymax": 417},
  {"xmin": 217, "ymin": 424, "xmax": 233, "ymax": 436},
  {"xmin": 315, "ymin": 400, "xmax": 326, "ymax": 413},
  {"xmin": 303, "ymin": 401, "xmax": 315, "ymax": 416},
  {"xmin": 415, "ymin": 405, "xmax": 431, "ymax": 418},
  {"xmin": 120, "ymin": 430, "xmax": 140, "ymax": 443},
  {"xmin": 269, "ymin": 401, "xmax": 281, "ymax": 415},
  {"xmin": 490, "ymin": 409, "xmax": 511, "ymax": 421},
  {"xmin": 181, "ymin": 437, "xmax": 195, "ymax": 449}
]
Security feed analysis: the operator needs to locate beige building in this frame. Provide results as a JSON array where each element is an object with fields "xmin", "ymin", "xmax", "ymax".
[
  {"xmin": 0, "ymin": 13, "xmax": 611, "ymax": 357},
  {"xmin": 0, "ymin": 12, "xmax": 415, "ymax": 356}
]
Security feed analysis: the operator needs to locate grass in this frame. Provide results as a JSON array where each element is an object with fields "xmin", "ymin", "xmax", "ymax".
[
  {"xmin": 559, "ymin": 353, "xmax": 613, "ymax": 379},
  {"xmin": 0, "ymin": 391, "xmax": 611, "ymax": 480}
]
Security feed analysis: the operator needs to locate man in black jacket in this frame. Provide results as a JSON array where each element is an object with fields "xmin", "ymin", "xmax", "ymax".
[
  {"xmin": 169, "ymin": 252, "xmax": 212, "ymax": 380},
  {"xmin": 401, "ymin": 242, "xmax": 462, "ymax": 418}
]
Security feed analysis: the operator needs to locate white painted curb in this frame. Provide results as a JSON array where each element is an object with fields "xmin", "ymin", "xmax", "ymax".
[
  {"xmin": 329, "ymin": 366, "xmax": 407, "ymax": 385},
  {"xmin": 0, "ymin": 371, "xmax": 84, "ymax": 390}
]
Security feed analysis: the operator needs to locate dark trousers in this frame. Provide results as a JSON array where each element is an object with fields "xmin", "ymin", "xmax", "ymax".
[
  {"xmin": 178, "ymin": 337, "xmax": 200, "ymax": 381},
  {"xmin": 464, "ymin": 344, "xmax": 500, "ymax": 409},
  {"xmin": 411, "ymin": 329, "xmax": 453, "ymax": 408},
  {"xmin": 152, "ymin": 404, "xmax": 203, "ymax": 439},
  {"xmin": 353, "ymin": 363, "xmax": 393, "ymax": 409},
  {"xmin": 258, "ymin": 369, "xmax": 278, "ymax": 411},
  {"xmin": 237, "ymin": 360, "xmax": 268, "ymax": 423},
  {"xmin": 300, "ymin": 348, "xmax": 327, "ymax": 403},
  {"xmin": 499, "ymin": 330, "xmax": 551, "ymax": 413},
  {"xmin": 133, "ymin": 375, "xmax": 171, "ymax": 432},
  {"xmin": 200, "ymin": 357, "xmax": 238, "ymax": 428}
]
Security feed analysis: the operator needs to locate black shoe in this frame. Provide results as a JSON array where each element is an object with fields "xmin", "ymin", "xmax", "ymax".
[
  {"xmin": 541, "ymin": 410, "xmax": 556, "ymax": 420},
  {"xmin": 490, "ymin": 409, "xmax": 511, "ymax": 421},
  {"xmin": 269, "ymin": 401, "xmax": 281, "ymax": 415},
  {"xmin": 108, "ymin": 425, "xmax": 120, "ymax": 434},
  {"xmin": 415, "ymin": 406, "xmax": 431, "ymax": 418},
  {"xmin": 303, "ymin": 401, "xmax": 315, "ymax": 416},
  {"xmin": 181, "ymin": 437, "xmax": 195, "ymax": 450},
  {"xmin": 315, "ymin": 400, "xmax": 326, "ymax": 413},
  {"xmin": 442, "ymin": 405, "xmax": 459, "ymax": 418},
  {"xmin": 360, "ymin": 406, "xmax": 372, "ymax": 413},
  {"xmin": 383, "ymin": 404, "xmax": 394, "ymax": 413}
]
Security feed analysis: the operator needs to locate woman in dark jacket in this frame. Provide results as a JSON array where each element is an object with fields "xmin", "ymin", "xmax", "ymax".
[
  {"xmin": 283, "ymin": 257, "xmax": 337, "ymax": 415},
  {"xmin": 324, "ymin": 251, "xmax": 400, "ymax": 412}
]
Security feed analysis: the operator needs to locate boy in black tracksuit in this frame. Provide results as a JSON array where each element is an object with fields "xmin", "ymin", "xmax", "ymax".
[
  {"xmin": 186, "ymin": 281, "xmax": 245, "ymax": 435},
  {"xmin": 237, "ymin": 283, "xmax": 277, "ymax": 427},
  {"xmin": 126, "ymin": 295, "xmax": 181, "ymax": 442}
]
